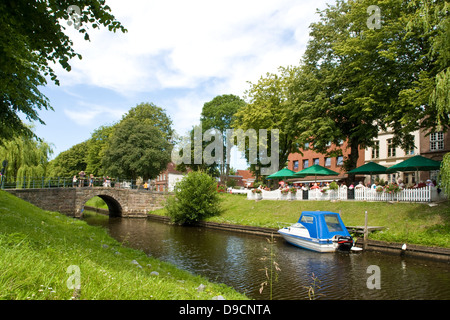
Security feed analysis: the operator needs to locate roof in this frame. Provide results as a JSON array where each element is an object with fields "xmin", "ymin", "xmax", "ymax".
[
  {"xmin": 165, "ymin": 162, "xmax": 190, "ymax": 175},
  {"xmin": 237, "ymin": 170, "xmax": 254, "ymax": 180},
  {"xmin": 298, "ymin": 211, "xmax": 350, "ymax": 239}
]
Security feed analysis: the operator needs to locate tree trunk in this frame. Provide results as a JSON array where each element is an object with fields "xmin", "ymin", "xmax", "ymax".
[{"xmin": 345, "ymin": 137, "xmax": 360, "ymax": 185}]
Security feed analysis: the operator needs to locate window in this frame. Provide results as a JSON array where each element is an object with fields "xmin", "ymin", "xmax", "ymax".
[
  {"xmin": 336, "ymin": 156, "xmax": 344, "ymax": 166},
  {"xmin": 293, "ymin": 160, "xmax": 299, "ymax": 170},
  {"xmin": 325, "ymin": 157, "xmax": 331, "ymax": 167},
  {"xmin": 405, "ymin": 146, "xmax": 415, "ymax": 155},
  {"xmin": 324, "ymin": 215, "xmax": 344, "ymax": 232},
  {"xmin": 430, "ymin": 132, "xmax": 444, "ymax": 151},
  {"xmin": 304, "ymin": 142, "xmax": 310, "ymax": 150},
  {"xmin": 313, "ymin": 158, "xmax": 320, "ymax": 166},
  {"xmin": 372, "ymin": 141, "xmax": 379, "ymax": 159},
  {"xmin": 303, "ymin": 159, "xmax": 309, "ymax": 169},
  {"xmin": 301, "ymin": 215, "xmax": 314, "ymax": 224},
  {"xmin": 387, "ymin": 139, "xmax": 396, "ymax": 157}
]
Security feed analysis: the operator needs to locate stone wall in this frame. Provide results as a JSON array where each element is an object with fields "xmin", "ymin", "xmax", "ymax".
[
  {"xmin": 6, "ymin": 188, "xmax": 77, "ymax": 216},
  {"xmin": 6, "ymin": 188, "xmax": 172, "ymax": 218}
]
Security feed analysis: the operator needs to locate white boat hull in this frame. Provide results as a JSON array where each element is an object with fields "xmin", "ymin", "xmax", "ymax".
[
  {"xmin": 278, "ymin": 230, "xmax": 338, "ymax": 253},
  {"xmin": 278, "ymin": 212, "xmax": 360, "ymax": 253}
]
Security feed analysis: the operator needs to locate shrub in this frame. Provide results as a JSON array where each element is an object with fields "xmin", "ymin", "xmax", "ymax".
[
  {"xmin": 385, "ymin": 183, "xmax": 400, "ymax": 194},
  {"xmin": 166, "ymin": 171, "xmax": 221, "ymax": 225},
  {"xmin": 329, "ymin": 181, "xmax": 339, "ymax": 190}
]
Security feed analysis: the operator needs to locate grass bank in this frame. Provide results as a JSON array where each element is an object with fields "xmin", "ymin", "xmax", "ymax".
[
  {"xmin": 0, "ymin": 191, "xmax": 247, "ymax": 300},
  {"xmin": 152, "ymin": 194, "xmax": 450, "ymax": 248}
]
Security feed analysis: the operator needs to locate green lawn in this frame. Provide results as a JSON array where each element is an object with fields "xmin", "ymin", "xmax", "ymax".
[
  {"xmin": 0, "ymin": 191, "xmax": 247, "ymax": 300},
  {"xmin": 153, "ymin": 193, "xmax": 450, "ymax": 248}
]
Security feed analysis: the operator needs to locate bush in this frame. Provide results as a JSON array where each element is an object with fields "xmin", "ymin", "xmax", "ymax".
[
  {"xmin": 329, "ymin": 181, "xmax": 339, "ymax": 190},
  {"xmin": 166, "ymin": 171, "xmax": 221, "ymax": 225}
]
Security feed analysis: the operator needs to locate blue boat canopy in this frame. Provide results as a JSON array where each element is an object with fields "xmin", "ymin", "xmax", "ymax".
[{"xmin": 297, "ymin": 211, "xmax": 351, "ymax": 239}]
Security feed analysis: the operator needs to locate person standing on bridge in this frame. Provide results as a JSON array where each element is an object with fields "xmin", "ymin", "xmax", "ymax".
[
  {"xmin": 72, "ymin": 175, "xmax": 77, "ymax": 188},
  {"xmin": 89, "ymin": 174, "xmax": 94, "ymax": 187},
  {"xmin": 79, "ymin": 171, "xmax": 86, "ymax": 187}
]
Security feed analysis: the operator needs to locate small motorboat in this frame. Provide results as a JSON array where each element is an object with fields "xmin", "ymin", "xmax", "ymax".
[{"xmin": 278, "ymin": 211, "xmax": 361, "ymax": 253}]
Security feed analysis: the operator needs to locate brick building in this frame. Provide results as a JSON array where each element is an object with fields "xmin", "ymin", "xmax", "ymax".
[
  {"xmin": 236, "ymin": 170, "xmax": 255, "ymax": 188},
  {"xmin": 419, "ymin": 128, "xmax": 450, "ymax": 182},
  {"xmin": 153, "ymin": 162, "xmax": 188, "ymax": 192},
  {"xmin": 287, "ymin": 141, "xmax": 365, "ymax": 184},
  {"xmin": 365, "ymin": 127, "xmax": 448, "ymax": 185}
]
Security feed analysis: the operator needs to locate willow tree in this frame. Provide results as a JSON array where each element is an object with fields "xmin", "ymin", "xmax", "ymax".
[
  {"xmin": 0, "ymin": 133, "xmax": 53, "ymax": 185},
  {"xmin": 441, "ymin": 152, "xmax": 450, "ymax": 195}
]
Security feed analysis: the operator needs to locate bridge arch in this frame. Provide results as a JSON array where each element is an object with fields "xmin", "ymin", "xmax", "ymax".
[
  {"xmin": 81, "ymin": 190, "xmax": 124, "ymax": 218},
  {"xmin": 94, "ymin": 194, "xmax": 123, "ymax": 218}
]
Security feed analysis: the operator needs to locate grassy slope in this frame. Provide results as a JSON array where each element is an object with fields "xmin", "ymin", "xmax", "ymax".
[
  {"xmin": 0, "ymin": 191, "xmax": 247, "ymax": 300},
  {"xmin": 154, "ymin": 194, "xmax": 450, "ymax": 248}
]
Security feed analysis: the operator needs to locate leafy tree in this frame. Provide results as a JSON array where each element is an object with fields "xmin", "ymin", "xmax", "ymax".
[
  {"xmin": 233, "ymin": 67, "xmax": 300, "ymax": 178},
  {"xmin": 166, "ymin": 170, "xmax": 221, "ymax": 225},
  {"xmin": 46, "ymin": 141, "xmax": 89, "ymax": 177},
  {"xmin": 102, "ymin": 118, "xmax": 172, "ymax": 180},
  {"xmin": 86, "ymin": 124, "xmax": 116, "ymax": 176},
  {"xmin": 292, "ymin": 0, "xmax": 448, "ymax": 181},
  {"xmin": 0, "ymin": 0, "xmax": 126, "ymax": 141},
  {"xmin": 174, "ymin": 124, "xmax": 221, "ymax": 178},
  {"xmin": 0, "ymin": 130, "xmax": 53, "ymax": 181},
  {"xmin": 404, "ymin": 0, "xmax": 450, "ymax": 126},
  {"xmin": 441, "ymin": 152, "xmax": 450, "ymax": 195},
  {"xmin": 122, "ymin": 102, "xmax": 174, "ymax": 142},
  {"xmin": 200, "ymin": 94, "xmax": 247, "ymax": 182}
]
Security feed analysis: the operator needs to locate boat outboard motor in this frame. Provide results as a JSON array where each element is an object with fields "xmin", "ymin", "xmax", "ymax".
[{"xmin": 337, "ymin": 236, "xmax": 353, "ymax": 251}]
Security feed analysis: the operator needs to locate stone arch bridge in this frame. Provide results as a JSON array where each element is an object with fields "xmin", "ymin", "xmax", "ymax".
[{"xmin": 6, "ymin": 187, "xmax": 170, "ymax": 218}]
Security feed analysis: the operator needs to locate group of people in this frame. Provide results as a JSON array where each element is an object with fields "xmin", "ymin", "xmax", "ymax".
[
  {"xmin": 263, "ymin": 178, "xmax": 438, "ymax": 192},
  {"xmin": 72, "ymin": 171, "xmax": 111, "ymax": 188}
]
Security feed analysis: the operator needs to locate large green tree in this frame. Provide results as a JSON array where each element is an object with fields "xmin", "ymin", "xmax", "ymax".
[
  {"xmin": 102, "ymin": 118, "xmax": 172, "ymax": 180},
  {"xmin": 292, "ymin": 0, "xmax": 448, "ymax": 180},
  {"xmin": 86, "ymin": 124, "xmax": 116, "ymax": 176},
  {"xmin": 200, "ymin": 94, "xmax": 246, "ymax": 182},
  {"xmin": 46, "ymin": 141, "xmax": 88, "ymax": 177},
  {"xmin": 233, "ymin": 67, "xmax": 300, "ymax": 178},
  {"xmin": 0, "ymin": 0, "xmax": 126, "ymax": 141},
  {"xmin": 122, "ymin": 102, "xmax": 174, "ymax": 142}
]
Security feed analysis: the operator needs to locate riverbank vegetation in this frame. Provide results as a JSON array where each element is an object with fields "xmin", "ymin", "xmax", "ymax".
[
  {"xmin": 166, "ymin": 171, "xmax": 221, "ymax": 225},
  {"xmin": 0, "ymin": 190, "xmax": 247, "ymax": 300},
  {"xmin": 152, "ymin": 194, "xmax": 450, "ymax": 248}
]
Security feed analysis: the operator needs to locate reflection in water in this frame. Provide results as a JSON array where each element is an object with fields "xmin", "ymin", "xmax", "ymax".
[{"xmin": 86, "ymin": 216, "xmax": 450, "ymax": 300}]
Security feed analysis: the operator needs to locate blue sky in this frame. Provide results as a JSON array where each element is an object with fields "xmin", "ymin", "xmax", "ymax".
[{"xmin": 31, "ymin": 0, "xmax": 332, "ymax": 170}]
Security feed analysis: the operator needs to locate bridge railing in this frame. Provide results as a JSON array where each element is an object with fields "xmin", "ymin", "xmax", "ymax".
[{"xmin": 0, "ymin": 176, "xmax": 141, "ymax": 190}]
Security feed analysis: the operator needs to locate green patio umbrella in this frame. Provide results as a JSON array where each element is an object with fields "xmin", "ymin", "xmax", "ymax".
[
  {"xmin": 348, "ymin": 162, "xmax": 387, "ymax": 175},
  {"xmin": 386, "ymin": 155, "xmax": 441, "ymax": 182},
  {"xmin": 348, "ymin": 161, "xmax": 387, "ymax": 183},
  {"xmin": 267, "ymin": 168, "xmax": 298, "ymax": 180},
  {"xmin": 294, "ymin": 164, "xmax": 339, "ymax": 183}
]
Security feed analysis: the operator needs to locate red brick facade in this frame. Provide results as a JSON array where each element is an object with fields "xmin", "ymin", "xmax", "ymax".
[{"xmin": 287, "ymin": 141, "xmax": 365, "ymax": 183}]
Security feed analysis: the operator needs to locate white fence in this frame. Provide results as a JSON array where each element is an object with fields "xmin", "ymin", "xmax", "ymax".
[{"xmin": 243, "ymin": 186, "xmax": 446, "ymax": 203}]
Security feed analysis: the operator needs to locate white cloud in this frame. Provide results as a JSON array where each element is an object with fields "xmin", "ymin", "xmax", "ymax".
[
  {"xmin": 58, "ymin": 0, "xmax": 330, "ymax": 95},
  {"xmin": 63, "ymin": 102, "xmax": 126, "ymax": 126},
  {"xmin": 49, "ymin": 0, "xmax": 332, "ymax": 167}
]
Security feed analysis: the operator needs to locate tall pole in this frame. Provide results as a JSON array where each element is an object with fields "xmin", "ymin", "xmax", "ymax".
[{"xmin": 364, "ymin": 210, "xmax": 368, "ymax": 250}]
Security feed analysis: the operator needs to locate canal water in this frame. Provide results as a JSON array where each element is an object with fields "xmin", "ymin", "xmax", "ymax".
[{"xmin": 84, "ymin": 215, "xmax": 450, "ymax": 300}]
